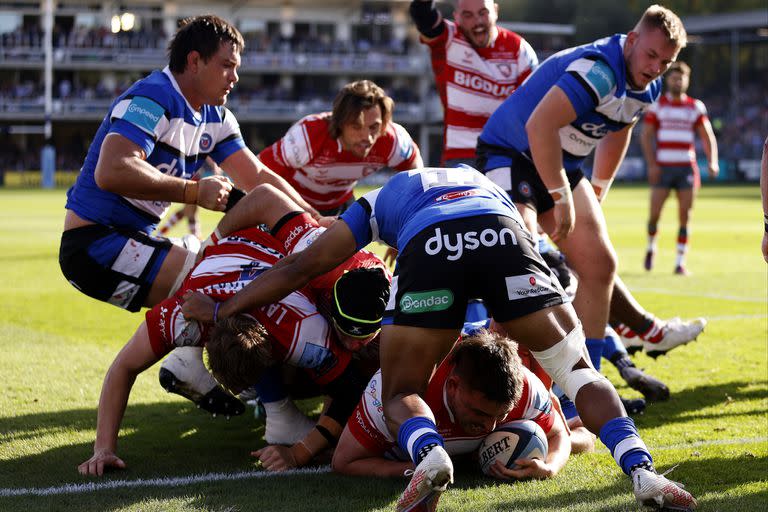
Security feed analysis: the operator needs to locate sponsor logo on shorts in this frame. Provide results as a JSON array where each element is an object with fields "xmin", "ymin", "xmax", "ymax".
[
  {"xmin": 424, "ymin": 226, "xmax": 517, "ymax": 261},
  {"xmin": 435, "ymin": 190, "xmax": 479, "ymax": 202},
  {"xmin": 400, "ymin": 289, "xmax": 454, "ymax": 314},
  {"xmin": 199, "ymin": 133, "xmax": 212, "ymax": 151},
  {"xmin": 505, "ymin": 273, "xmax": 559, "ymax": 301}
]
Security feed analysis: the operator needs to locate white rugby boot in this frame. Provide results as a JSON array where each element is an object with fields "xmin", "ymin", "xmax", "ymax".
[
  {"xmin": 159, "ymin": 346, "xmax": 244, "ymax": 417},
  {"xmin": 396, "ymin": 446, "xmax": 453, "ymax": 512},
  {"xmin": 643, "ymin": 317, "xmax": 706, "ymax": 358},
  {"xmin": 632, "ymin": 467, "xmax": 697, "ymax": 511}
]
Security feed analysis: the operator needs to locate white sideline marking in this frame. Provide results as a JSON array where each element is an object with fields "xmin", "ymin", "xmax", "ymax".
[
  {"xmin": 707, "ymin": 314, "xmax": 768, "ymax": 321},
  {"xmin": 596, "ymin": 436, "xmax": 768, "ymax": 455},
  {"xmin": 629, "ymin": 287, "xmax": 767, "ymax": 303},
  {"xmin": 0, "ymin": 465, "xmax": 332, "ymax": 497},
  {"xmin": 3, "ymin": 436, "xmax": 768, "ymax": 497}
]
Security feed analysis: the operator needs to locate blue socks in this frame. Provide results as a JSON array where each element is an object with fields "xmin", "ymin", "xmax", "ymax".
[
  {"xmin": 398, "ymin": 416, "xmax": 445, "ymax": 464},
  {"xmin": 599, "ymin": 417, "xmax": 653, "ymax": 475},
  {"xmin": 585, "ymin": 337, "xmax": 605, "ymax": 372}
]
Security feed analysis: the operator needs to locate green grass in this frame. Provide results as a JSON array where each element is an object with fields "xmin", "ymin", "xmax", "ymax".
[{"xmin": 0, "ymin": 185, "xmax": 766, "ymax": 511}]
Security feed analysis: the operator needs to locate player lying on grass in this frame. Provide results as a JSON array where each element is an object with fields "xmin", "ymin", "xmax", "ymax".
[
  {"xmin": 332, "ymin": 329, "xmax": 570, "ymax": 480},
  {"xmin": 78, "ymin": 213, "xmax": 385, "ymax": 476},
  {"xmin": 158, "ymin": 184, "xmax": 390, "ymax": 421},
  {"xmin": 181, "ymin": 166, "xmax": 698, "ymax": 511}
]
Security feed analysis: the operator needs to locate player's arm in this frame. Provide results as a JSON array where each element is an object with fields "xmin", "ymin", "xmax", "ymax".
[
  {"xmin": 183, "ymin": 220, "xmax": 359, "ymax": 322},
  {"xmin": 695, "ymin": 117, "xmax": 719, "ymax": 179},
  {"xmin": 78, "ymin": 321, "xmax": 161, "ymax": 476},
  {"xmin": 94, "ymin": 133, "xmax": 231, "ymax": 211},
  {"xmin": 640, "ymin": 120, "xmax": 660, "ymax": 186},
  {"xmin": 332, "ymin": 426, "xmax": 413, "ymax": 477},
  {"xmin": 253, "ymin": 414, "xmax": 344, "ymax": 472},
  {"xmin": 218, "ymin": 147, "xmax": 324, "ymax": 221},
  {"xmin": 524, "ymin": 86, "xmax": 578, "ymax": 242},
  {"xmin": 409, "ymin": 0, "xmax": 446, "ymax": 42},
  {"xmin": 591, "ymin": 123, "xmax": 635, "ymax": 202}
]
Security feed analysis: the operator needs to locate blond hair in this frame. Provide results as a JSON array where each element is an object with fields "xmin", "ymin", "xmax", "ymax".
[{"xmin": 636, "ymin": 4, "xmax": 688, "ymax": 49}]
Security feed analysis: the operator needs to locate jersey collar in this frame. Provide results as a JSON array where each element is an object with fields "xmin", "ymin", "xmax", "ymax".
[{"xmin": 163, "ymin": 66, "xmax": 203, "ymax": 122}]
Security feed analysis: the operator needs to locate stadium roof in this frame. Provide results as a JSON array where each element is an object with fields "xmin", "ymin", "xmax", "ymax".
[{"xmin": 683, "ymin": 10, "xmax": 768, "ymax": 33}]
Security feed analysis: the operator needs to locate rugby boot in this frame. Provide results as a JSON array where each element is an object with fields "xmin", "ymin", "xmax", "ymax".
[
  {"xmin": 159, "ymin": 347, "xmax": 244, "ymax": 417},
  {"xmin": 621, "ymin": 397, "xmax": 647, "ymax": 416},
  {"xmin": 632, "ymin": 467, "xmax": 697, "ymax": 511},
  {"xmin": 643, "ymin": 317, "xmax": 706, "ymax": 359},
  {"xmin": 644, "ymin": 250, "xmax": 655, "ymax": 271},
  {"xmin": 396, "ymin": 446, "xmax": 453, "ymax": 512},
  {"xmin": 614, "ymin": 324, "xmax": 644, "ymax": 355},
  {"xmin": 620, "ymin": 366, "xmax": 670, "ymax": 402},
  {"xmin": 674, "ymin": 265, "xmax": 690, "ymax": 276}
]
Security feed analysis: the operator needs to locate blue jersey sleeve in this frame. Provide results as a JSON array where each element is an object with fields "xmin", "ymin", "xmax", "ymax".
[
  {"xmin": 340, "ymin": 191, "xmax": 379, "ymax": 250},
  {"xmin": 556, "ymin": 57, "xmax": 617, "ymax": 117},
  {"xmin": 208, "ymin": 107, "xmax": 247, "ymax": 164},
  {"xmin": 109, "ymin": 118, "xmax": 157, "ymax": 156},
  {"xmin": 108, "ymin": 95, "xmax": 168, "ymax": 157}
]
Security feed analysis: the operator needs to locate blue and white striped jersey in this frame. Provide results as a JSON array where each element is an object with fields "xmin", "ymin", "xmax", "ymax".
[
  {"xmin": 479, "ymin": 34, "xmax": 662, "ymax": 173},
  {"xmin": 66, "ymin": 67, "xmax": 245, "ymax": 233},
  {"xmin": 340, "ymin": 166, "xmax": 522, "ymax": 251}
]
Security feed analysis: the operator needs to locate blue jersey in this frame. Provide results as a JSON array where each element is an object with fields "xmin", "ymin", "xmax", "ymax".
[
  {"xmin": 479, "ymin": 34, "xmax": 661, "ymax": 173},
  {"xmin": 340, "ymin": 166, "xmax": 522, "ymax": 251},
  {"xmin": 66, "ymin": 67, "xmax": 245, "ymax": 233}
]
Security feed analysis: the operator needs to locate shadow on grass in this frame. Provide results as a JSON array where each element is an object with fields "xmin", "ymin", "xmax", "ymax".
[{"xmin": 620, "ymin": 380, "xmax": 768, "ymax": 429}]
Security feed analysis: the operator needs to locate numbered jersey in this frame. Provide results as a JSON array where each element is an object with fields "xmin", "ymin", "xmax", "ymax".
[
  {"xmin": 66, "ymin": 67, "xmax": 245, "ymax": 233},
  {"xmin": 480, "ymin": 34, "xmax": 661, "ymax": 173},
  {"xmin": 424, "ymin": 21, "xmax": 537, "ymax": 163},
  {"xmin": 644, "ymin": 93, "xmax": 708, "ymax": 168},
  {"xmin": 145, "ymin": 227, "xmax": 350, "ymax": 385},
  {"xmin": 348, "ymin": 356, "xmax": 556, "ymax": 456},
  {"xmin": 340, "ymin": 166, "xmax": 521, "ymax": 252},
  {"xmin": 257, "ymin": 113, "xmax": 420, "ymax": 210}
]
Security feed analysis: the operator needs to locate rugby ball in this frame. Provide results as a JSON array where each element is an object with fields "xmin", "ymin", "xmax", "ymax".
[{"xmin": 477, "ymin": 419, "xmax": 548, "ymax": 476}]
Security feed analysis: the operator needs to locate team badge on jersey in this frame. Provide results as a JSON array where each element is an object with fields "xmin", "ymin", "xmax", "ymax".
[{"xmin": 199, "ymin": 133, "xmax": 213, "ymax": 151}]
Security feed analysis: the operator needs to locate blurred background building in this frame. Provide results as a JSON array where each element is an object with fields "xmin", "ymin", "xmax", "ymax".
[{"xmin": 0, "ymin": 0, "xmax": 765, "ymax": 185}]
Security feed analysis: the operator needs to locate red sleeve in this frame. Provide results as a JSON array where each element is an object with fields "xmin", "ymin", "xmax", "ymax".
[
  {"xmin": 144, "ymin": 295, "xmax": 198, "ymax": 358},
  {"xmin": 256, "ymin": 141, "xmax": 294, "ymax": 181},
  {"xmin": 644, "ymin": 110, "xmax": 659, "ymax": 127},
  {"xmin": 272, "ymin": 212, "xmax": 321, "ymax": 255}
]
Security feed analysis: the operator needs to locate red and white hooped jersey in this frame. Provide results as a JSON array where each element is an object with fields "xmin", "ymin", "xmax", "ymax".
[
  {"xmin": 257, "ymin": 113, "xmax": 421, "ymax": 210},
  {"xmin": 145, "ymin": 226, "xmax": 350, "ymax": 385},
  {"xmin": 347, "ymin": 356, "xmax": 556, "ymax": 457},
  {"xmin": 644, "ymin": 93, "xmax": 708, "ymax": 168},
  {"xmin": 272, "ymin": 211, "xmax": 391, "ymax": 316},
  {"xmin": 423, "ymin": 21, "xmax": 537, "ymax": 163}
]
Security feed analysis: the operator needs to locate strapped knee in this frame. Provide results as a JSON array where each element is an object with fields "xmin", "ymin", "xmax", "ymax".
[{"xmin": 531, "ymin": 325, "xmax": 606, "ymax": 399}]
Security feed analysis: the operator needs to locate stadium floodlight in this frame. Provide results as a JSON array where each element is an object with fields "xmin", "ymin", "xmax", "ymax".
[
  {"xmin": 120, "ymin": 13, "xmax": 135, "ymax": 32},
  {"xmin": 111, "ymin": 15, "xmax": 121, "ymax": 34}
]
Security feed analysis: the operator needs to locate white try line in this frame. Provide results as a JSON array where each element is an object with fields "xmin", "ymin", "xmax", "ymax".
[
  {"xmin": 706, "ymin": 314, "xmax": 768, "ymax": 321},
  {"xmin": 629, "ymin": 287, "xmax": 767, "ymax": 303},
  {"xmin": 0, "ymin": 465, "xmax": 331, "ymax": 497},
  {"xmin": 3, "ymin": 436, "xmax": 767, "ymax": 497}
]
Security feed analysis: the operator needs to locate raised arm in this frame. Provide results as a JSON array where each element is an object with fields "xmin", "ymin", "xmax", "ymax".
[
  {"xmin": 409, "ymin": 0, "xmax": 446, "ymax": 42},
  {"xmin": 78, "ymin": 321, "xmax": 161, "ymax": 476},
  {"xmin": 94, "ymin": 133, "xmax": 232, "ymax": 211},
  {"xmin": 591, "ymin": 123, "xmax": 635, "ymax": 202},
  {"xmin": 525, "ymin": 86, "xmax": 578, "ymax": 242}
]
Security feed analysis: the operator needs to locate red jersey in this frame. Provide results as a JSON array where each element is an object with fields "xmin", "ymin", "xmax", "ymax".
[
  {"xmin": 644, "ymin": 93, "xmax": 708, "ymax": 168},
  {"xmin": 423, "ymin": 21, "xmax": 537, "ymax": 163},
  {"xmin": 145, "ymin": 226, "xmax": 350, "ymax": 385},
  {"xmin": 272, "ymin": 212, "xmax": 391, "ymax": 316},
  {"xmin": 257, "ymin": 113, "xmax": 421, "ymax": 210},
  {"xmin": 348, "ymin": 358, "xmax": 556, "ymax": 457}
]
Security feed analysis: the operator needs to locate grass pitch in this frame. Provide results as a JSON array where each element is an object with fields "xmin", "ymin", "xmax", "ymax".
[{"xmin": 0, "ymin": 185, "xmax": 766, "ymax": 511}]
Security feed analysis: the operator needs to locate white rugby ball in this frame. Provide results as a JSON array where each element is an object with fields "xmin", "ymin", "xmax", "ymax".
[{"xmin": 477, "ymin": 419, "xmax": 548, "ymax": 476}]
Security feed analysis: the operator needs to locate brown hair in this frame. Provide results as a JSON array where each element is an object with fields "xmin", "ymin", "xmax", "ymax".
[
  {"xmin": 168, "ymin": 15, "xmax": 245, "ymax": 73},
  {"xmin": 205, "ymin": 314, "xmax": 275, "ymax": 393},
  {"xmin": 450, "ymin": 330, "xmax": 523, "ymax": 407},
  {"xmin": 636, "ymin": 4, "xmax": 687, "ymax": 49},
  {"xmin": 328, "ymin": 80, "xmax": 394, "ymax": 138},
  {"xmin": 667, "ymin": 60, "xmax": 691, "ymax": 77}
]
